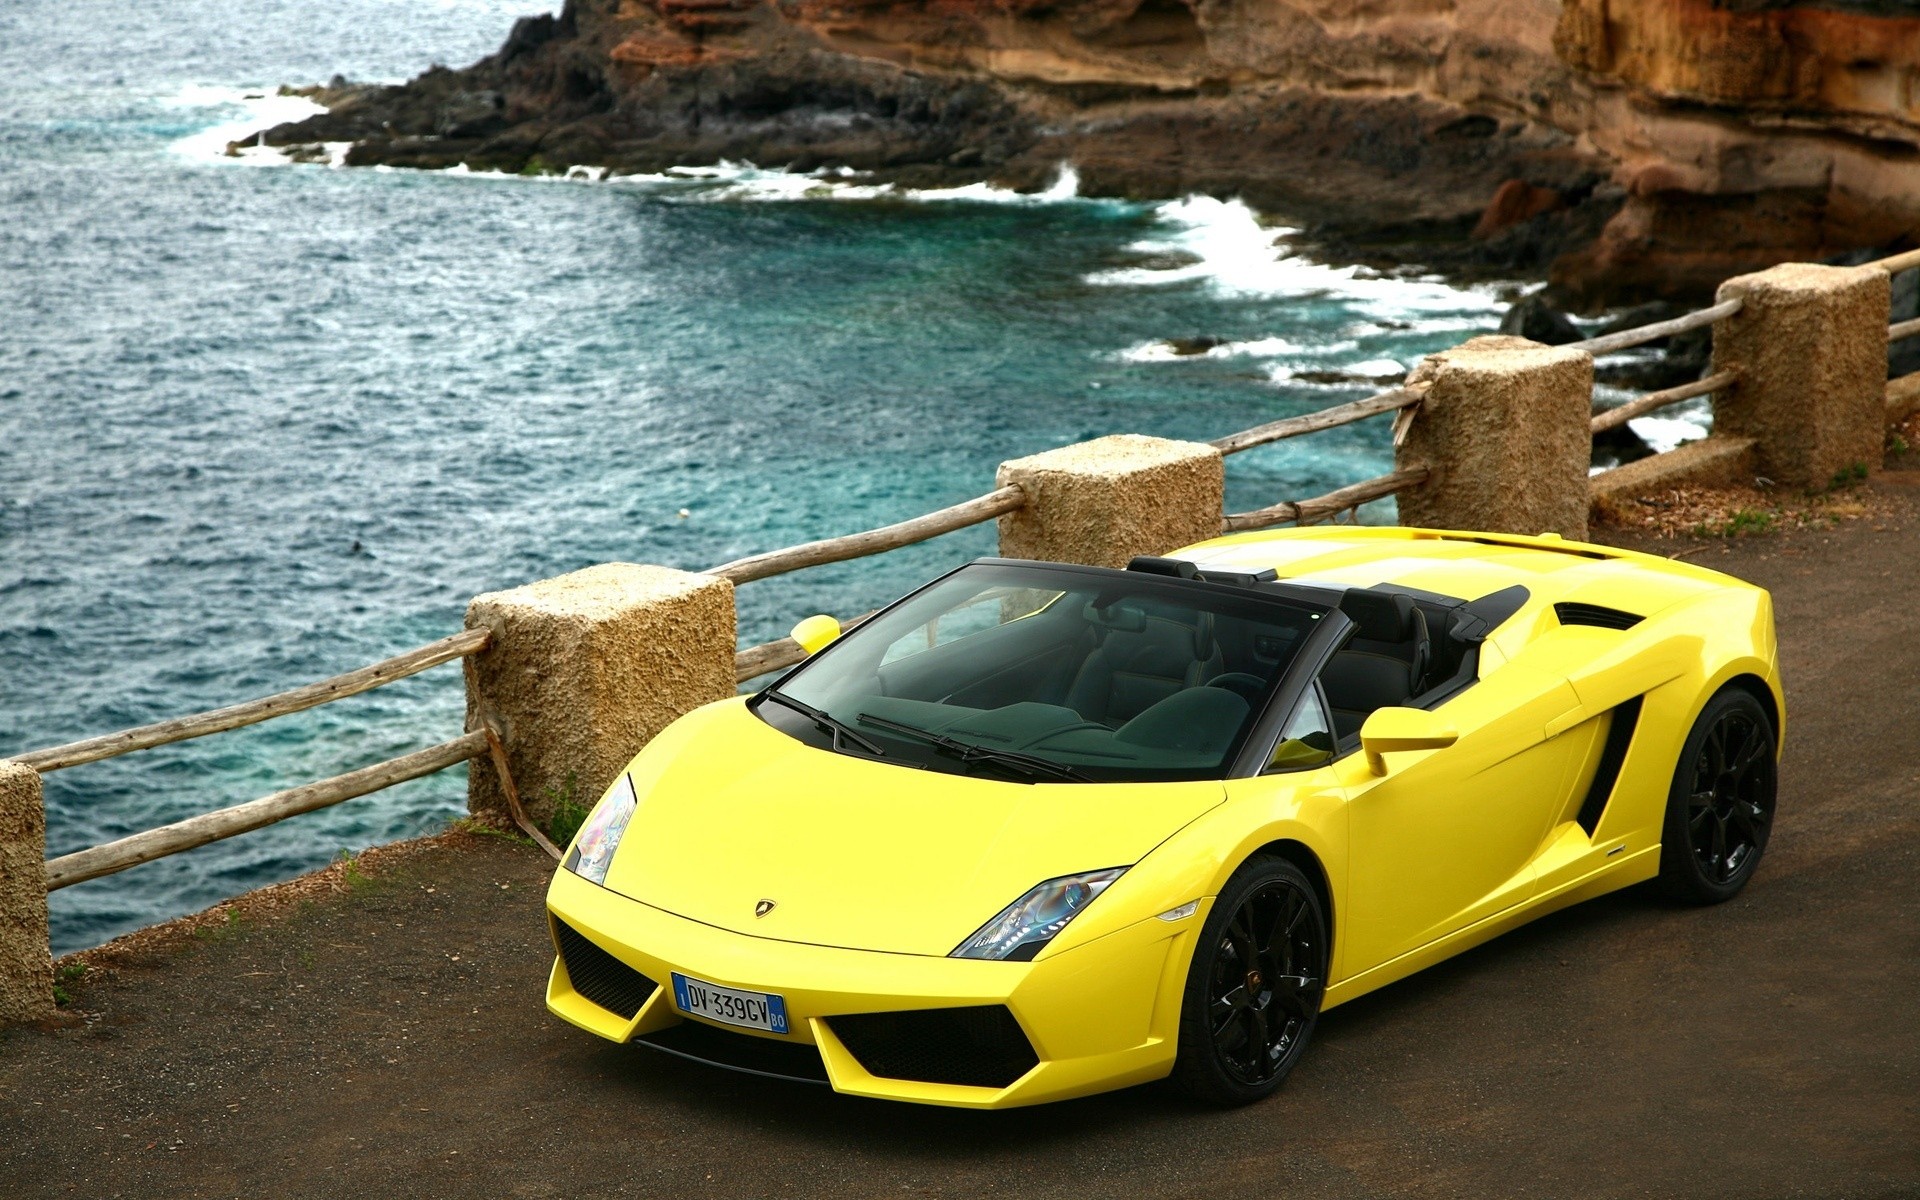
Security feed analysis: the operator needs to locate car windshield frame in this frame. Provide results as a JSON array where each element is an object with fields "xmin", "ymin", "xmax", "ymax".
[{"xmin": 752, "ymin": 559, "xmax": 1343, "ymax": 784}]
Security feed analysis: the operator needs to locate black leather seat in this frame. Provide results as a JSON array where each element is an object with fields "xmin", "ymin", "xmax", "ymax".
[
  {"xmin": 1065, "ymin": 607, "xmax": 1222, "ymax": 727},
  {"xmin": 1321, "ymin": 591, "xmax": 1431, "ymax": 739}
]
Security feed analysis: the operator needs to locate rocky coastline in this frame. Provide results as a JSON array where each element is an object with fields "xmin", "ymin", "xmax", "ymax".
[{"xmin": 257, "ymin": 0, "xmax": 1920, "ymax": 307}]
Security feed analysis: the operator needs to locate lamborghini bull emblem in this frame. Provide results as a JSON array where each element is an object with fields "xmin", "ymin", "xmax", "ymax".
[{"xmin": 754, "ymin": 899, "xmax": 777, "ymax": 918}]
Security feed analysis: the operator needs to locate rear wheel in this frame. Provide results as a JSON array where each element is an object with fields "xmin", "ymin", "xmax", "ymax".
[
  {"xmin": 1656, "ymin": 688, "xmax": 1778, "ymax": 904},
  {"xmin": 1170, "ymin": 857, "xmax": 1326, "ymax": 1106}
]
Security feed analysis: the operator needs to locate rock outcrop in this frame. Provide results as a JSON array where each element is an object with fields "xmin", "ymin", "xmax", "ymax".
[
  {"xmin": 258, "ymin": 0, "xmax": 1920, "ymax": 300},
  {"xmin": 1551, "ymin": 0, "xmax": 1920, "ymax": 302}
]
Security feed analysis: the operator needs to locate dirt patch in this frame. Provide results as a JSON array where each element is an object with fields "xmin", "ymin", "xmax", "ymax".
[
  {"xmin": 43, "ymin": 824, "xmax": 541, "ymax": 1019},
  {"xmin": 1592, "ymin": 477, "xmax": 1899, "ymax": 538}
]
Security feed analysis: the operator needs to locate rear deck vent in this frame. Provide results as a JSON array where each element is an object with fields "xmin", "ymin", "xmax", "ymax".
[
  {"xmin": 1554, "ymin": 602, "xmax": 1643, "ymax": 631},
  {"xmin": 830, "ymin": 1006, "xmax": 1040, "ymax": 1090},
  {"xmin": 554, "ymin": 919, "xmax": 657, "ymax": 1020}
]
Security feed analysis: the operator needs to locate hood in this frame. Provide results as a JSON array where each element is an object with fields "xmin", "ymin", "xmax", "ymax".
[{"xmin": 599, "ymin": 698, "xmax": 1225, "ymax": 956}]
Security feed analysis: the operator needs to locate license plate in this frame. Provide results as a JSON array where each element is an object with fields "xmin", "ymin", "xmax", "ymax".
[{"xmin": 671, "ymin": 972, "xmax": 789, "ymax": 1035}]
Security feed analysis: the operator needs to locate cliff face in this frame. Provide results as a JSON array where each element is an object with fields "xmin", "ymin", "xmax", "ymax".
[
  {"xmin": 264, "ymin": 0, "xmax": 1920, "ymax": 300},
  {"xmin": 1551, "ymin": 0, "xmax": 1920, "ymax": 300}
]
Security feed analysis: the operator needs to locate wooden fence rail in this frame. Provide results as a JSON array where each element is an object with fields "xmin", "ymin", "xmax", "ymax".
[
  {"xmin": 1222, "ymin": 468, "xmax": 1431, "ymax": 533},
  {"xmin": 15, "ymin": 628, "xmax": 491, "ymax": 773},
  {"xmin": 1591, "ymin": 371, "xmax": 1739, "ymax": 435},
  {"xmin": 708, "ymin": 486, "xmax": 1027, "ymax": 585},
  {"xmin": 42, "ymin": 730, "xmax": 490, "ymax": 891},
  {"xmin": 1569, "ymin": 299, "xmax": 1744, "ymax": 359},
  {"xmin": 734, "ymin": 612, "xmax": 877, "ymax": 685},
  {"xmin": 1891, "ymin": 316, "xmax": 1920, "ymax": 344},
  {"xmin": 1210, "ymin": 386, "xmax": 1424, "ymax": 456},
  {"xmin": 735, "ymin": 638, "xmax": 809, "ymax": 685}
]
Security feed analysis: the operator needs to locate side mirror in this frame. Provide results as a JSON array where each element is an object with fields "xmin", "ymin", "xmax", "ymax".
[
  {"xmin": 790, "ymin": 614, "xmax": 842, "ymax": 656},
  {"xmin": 1359, "ymin": 707, "xmax": 1458, "ymax": 776}
]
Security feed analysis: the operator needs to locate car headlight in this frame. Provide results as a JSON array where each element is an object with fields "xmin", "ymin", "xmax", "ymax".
[
  {"xmin": 950, "ymin": 868, "xmax": 1127, "ymax": 961},
  {"xmin": 563, "ymin": 772, "xmax": 637, "ymax": 886}
]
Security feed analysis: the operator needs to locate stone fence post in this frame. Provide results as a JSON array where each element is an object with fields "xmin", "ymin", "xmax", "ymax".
[
  {"xmin": 0, "ymin": 761, "xmax": 53, "ymax": 1026},
  {"xmin": 996, "ymin": 434, "xmax": 1225, "ymax": 566},
  {"xmin": 1394, "ymin": 334, "xmax": 1594, "ymax": 540},
  {"xmin": 1711, "ymin": 263, "xmax": 1891, "ymax": 490},
  {"xmin": 464, "ymin": 564, "xmax": 736, "ymax": 830}
]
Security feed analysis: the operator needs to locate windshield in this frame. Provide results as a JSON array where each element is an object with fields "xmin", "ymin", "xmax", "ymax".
[{"xmin": 757, "ymin": 562, "xmax": 1327, "ymax": 782}]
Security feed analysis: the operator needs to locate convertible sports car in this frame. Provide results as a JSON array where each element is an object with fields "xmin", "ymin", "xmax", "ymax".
[{"xmin": 544, "ymin": 526, "xmax": 1782, "ymax": 1108}]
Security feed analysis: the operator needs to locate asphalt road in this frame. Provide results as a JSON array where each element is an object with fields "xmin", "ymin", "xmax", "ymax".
[{"xmin": 3, "ymin": 493, "xmax": 1917, "ymax": 1199}]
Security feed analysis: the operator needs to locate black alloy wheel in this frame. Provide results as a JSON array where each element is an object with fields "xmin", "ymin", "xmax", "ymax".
[
  {"xmin": 1171, "ymin": 857, "xmax": 1327, "ymax": 1106},
  {"xmin": 1658, "ymin": 688, "xmax": 1778, "ymax": 904}
]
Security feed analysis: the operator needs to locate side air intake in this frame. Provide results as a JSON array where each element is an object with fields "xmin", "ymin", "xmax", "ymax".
[
  {"xmin": 830, "ymin": 1006, "xmax": 1040, "ymax": 1089},
  {"xmin": 1554, "ymin": 602, "xmax": 1643, "ymax": 631},
  {"xmin": 1576, "ymin": 696, "xmax": 1643, "ymax": 834},
  {"xmin": 553, "ymin": 919, "xmax": 658, "ymax": 1020}
]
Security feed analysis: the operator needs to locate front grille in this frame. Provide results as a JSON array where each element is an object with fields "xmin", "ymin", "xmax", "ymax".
[
  {"xmin": 553, "ymin": 918, "xmax": 657, "ymax": 1020},
  {"xmin": 636, "ymin": 1021, "xmax": 830, "ymax": 1085},
  {"xmin": 830, "ymin": 1006, "xmax": 1039, "ymax": 1089}
]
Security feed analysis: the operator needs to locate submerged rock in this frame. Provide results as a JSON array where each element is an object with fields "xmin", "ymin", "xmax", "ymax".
[
  {"xmin": 1130, "ymin": 252, "xmax": 1205, "ymax": 272},
  {"xmin": 1593, "ymin": 300, "xmax": 1686, "ymax": 342},
  {"xmin": 1591, "ymin": 419, "xmax": 1657, "ymax": 468},
  {"xmin": 1293, "ymin": 368, "xmax": 1409, "ymax": 385},
  {"xmin": 1499, "ymin": 295, "xmax": 1583, "ymax": 346}
]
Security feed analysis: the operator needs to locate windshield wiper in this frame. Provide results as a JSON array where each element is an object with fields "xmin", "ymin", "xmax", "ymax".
[
  {"xmin": 855, "ymin": 712, "xmax": 1090, "ymax": 783},
  {"xmin": 758, "ymin": 689, "xmax": 885, "ymax": 757}
]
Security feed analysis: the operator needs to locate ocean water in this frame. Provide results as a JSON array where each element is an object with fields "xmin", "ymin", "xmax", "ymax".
[{"xmin": 1, "ymin": 0, "xmax": 1583, "ymax": 953}]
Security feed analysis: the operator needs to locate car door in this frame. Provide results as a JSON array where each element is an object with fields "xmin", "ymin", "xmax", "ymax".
[{"xmin": 1334, "ymin": 659, "xmax": 1590, "ymax": 976}]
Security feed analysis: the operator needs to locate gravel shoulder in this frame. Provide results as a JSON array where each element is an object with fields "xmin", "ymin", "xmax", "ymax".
[{"xmin": 4, "ymin": 489, "xmax": 1919, "ymax": 1200}]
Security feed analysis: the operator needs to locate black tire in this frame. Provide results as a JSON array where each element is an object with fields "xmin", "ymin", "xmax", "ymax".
[
  {"xmin": 1170, "ymin": 857, "xmax": 1327, "ymax": 1106},
  {"xmin": 1656, "ymin": 688, "xmax": 1778, "ymax": 905}
]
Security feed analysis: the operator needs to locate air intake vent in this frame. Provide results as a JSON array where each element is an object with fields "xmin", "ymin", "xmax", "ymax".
[
  {"xmin": 830, "ymin": 1006, "xmax": 1040, "ymax": 1089},
  {"xmin": 1554, "ymin": 602, "xmax": 1643, "ymax": 631},
  {"xmin": 1576, "ymin": 696, "xmax": 1643, "ymax": 834},
  {"xmin": 554, "ymin": 919, "xmax": 658, "ymax": 1020}
]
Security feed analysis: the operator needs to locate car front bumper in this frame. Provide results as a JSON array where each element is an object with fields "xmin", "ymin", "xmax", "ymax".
[{"xmin": 545, "ymin": 867, "xmax": 1195, "ymax": 1108}]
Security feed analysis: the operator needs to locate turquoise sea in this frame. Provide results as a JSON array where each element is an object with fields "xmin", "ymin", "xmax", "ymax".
[{"xmin": 4, "ymin": 0, "xmax": 1533, "ymax": 952}]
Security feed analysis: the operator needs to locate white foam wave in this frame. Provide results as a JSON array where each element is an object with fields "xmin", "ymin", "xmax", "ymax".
[
  {"xmin": 172, "ymin": 119, "xmax": 1099, "ymax": 205},
  {"xmin": 1628, "ymin": 414, "xmax": 1711, "ymax": 454},
  {"xmin": 1118, "ymin": 335, "xmax": 1306, "ymax": 363},
  {"xmin": 341, "ymin": 156, "xmax": 1090, "ymax": 205},
  {"xmin": 1266, "ymin": 358, "xmax": 1409, "ymax": 384},
  {"xmin": 1089, "ymin": 194, "xmax": 1507, "ymax": 320},
  {"xmin": 166, "ymin": 85, "xmax": 330, "ymax": 164},
  {"xmin": 614, "ymin": 161, "xmax": 1087, "ymax": 206},
  {"xmin": 1344, "ymin": 358, "xmax": 1408, "ymax": 378}
]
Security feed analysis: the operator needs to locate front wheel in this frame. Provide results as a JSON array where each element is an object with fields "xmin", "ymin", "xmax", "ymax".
[
  {"xmin": 1170, "ymin": 857, "xmax": 1327, "ymax": 1106},
  {"xmin": 1656, "ymin": 688, "xmax": 1778, "ymax": 905}
]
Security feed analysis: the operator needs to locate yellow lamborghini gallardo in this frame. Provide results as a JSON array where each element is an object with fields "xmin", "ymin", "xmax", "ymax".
[{"xmin": 544, "ymin": 526, "xmax": 1782, "ymax": 1108}]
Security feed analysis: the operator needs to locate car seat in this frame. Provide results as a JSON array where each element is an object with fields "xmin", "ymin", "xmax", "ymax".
[
  {"xmin": 1320, "ymin": 590, "xmax": 1431, "ymax": 740},
  {"xmin": 1064, "ymin": 605, "xmax": 1222, "ymax": 727}
]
